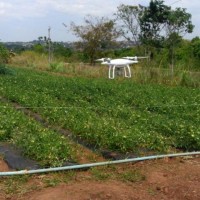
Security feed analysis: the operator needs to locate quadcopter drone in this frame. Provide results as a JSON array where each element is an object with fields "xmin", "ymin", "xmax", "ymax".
[{"xmin": 96, "ymin": 56, "xmax": 148, "ymax": 79}]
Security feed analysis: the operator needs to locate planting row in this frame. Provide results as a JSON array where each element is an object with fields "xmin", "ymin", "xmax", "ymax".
[
  {"xmin": 0, "ymin": 67, "xmax": 200, "ymax": 153},
  {"xmin": 0, "ymin": 100, "xmax": 72, "ymax": 167}
]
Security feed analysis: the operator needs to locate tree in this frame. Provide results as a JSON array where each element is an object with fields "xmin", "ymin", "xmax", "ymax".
[
  {"xmin": 165, "ymin": 7, "xmax": 194, "ymax": 73},
  {"xmin": 166, "ymin": 8, "xmax": 194, "ymax": 36},
  {"xmin": 70, "ymin": 15, "xmax": 119, "ymax": 65},
  {"xmin": 114, "ymin": 4, "xmax": 141, "ymax": 47},
  {"xmin": 33, "ymin": 43, "xmax": 45, "ymax": 54},
  {"xmin": 139, "ymin": 0, "xmax": 170, "ymax": 47},
  {"xmin": 53, "ymin": 43, "xmax": 72, "ymax": 59},
  {"xmin": 191, "ymin": 37, "xmax": 200, "ymax": 59},
  {"xmin": 139, "ymin": 0, "xmax": 194, "ymax": 74}
]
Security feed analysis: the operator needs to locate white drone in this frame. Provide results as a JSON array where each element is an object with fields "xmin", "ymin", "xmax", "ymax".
[{"xmin": 96, "ymin": 57, "xmax": 140, "ymax": 79}]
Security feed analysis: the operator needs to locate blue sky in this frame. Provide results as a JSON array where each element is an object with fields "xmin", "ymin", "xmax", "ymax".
[{"xmin": 0, "ymin": 0, "xmax": 199, "ymax": 42}]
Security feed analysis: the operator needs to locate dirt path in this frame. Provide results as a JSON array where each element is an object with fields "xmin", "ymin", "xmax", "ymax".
[{"xmin": 0, "ymin": 155, "xmax": 199, "ymax": 200}]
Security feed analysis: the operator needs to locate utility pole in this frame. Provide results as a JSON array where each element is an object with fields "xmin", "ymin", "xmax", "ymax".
[{"xmin": 48, "ymin": 26, "xmax": 52, "ymax": 63}]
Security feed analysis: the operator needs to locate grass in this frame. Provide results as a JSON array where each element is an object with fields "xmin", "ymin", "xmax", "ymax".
[
  {"xmin": 10, "ymin": 51, "xmax": 108, "ymax": 77},
  {"xmin": 1, "ymin": 175, "xmax": 31, "ymax": 196},
  {"xmin": 90, "ymin": 167, "xmax": 112, "ymax": 180},
  {"xmin": 120, "ymin": 170, "xmax": 146, "ymax": 183},
  {"xmin": 10, "ymin": 51, "xmax": 200, "ymax": 87}
]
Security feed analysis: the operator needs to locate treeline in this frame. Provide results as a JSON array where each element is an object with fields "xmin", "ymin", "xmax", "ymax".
[
  {"xmin": 29, "ymin": 37, "xmax": 200, "ymax": 71},
  {"xmin": 3, "ymin": 37, "xmax": 199, "ymax": 70}
]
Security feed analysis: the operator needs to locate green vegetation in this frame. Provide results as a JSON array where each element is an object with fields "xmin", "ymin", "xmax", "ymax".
[
  {"xmin": 0, "ymin": 100, "xmax": 72, "ymax": 167},
  {"xmin": 6, "ymin": 2, "xmax": 199, "ymax": 72},
  {"xmin": 1, "ymin": 175, "xmax": 30, "ymax": 196},
  {"xmin": 10, "ymin": 50, "xmax": 200, "ymax": 88},
  {"xmin": 120, "ymin": 170, "xmax": 145, "ymax": 182},
  {"xmin": 5, "ymin": 0, "xmax": 200, "ymax": 75},
  {"xmin": 0, "ymin": 64, "xmax": 15, "ymax": 75},
  {"xmin": 0, "ymin": 67, "xmax": 199, "ymax": 155},
  {"xmin": 1, "ymin": 0, "xmax": 200, "ymax": 162},
  {"xmin": 70, "ymin": 15, "xmax": 119, "ymax": 64},
  {"xmin": 0, "ymin": 43, "xmax": 10, "ymax": 64}
]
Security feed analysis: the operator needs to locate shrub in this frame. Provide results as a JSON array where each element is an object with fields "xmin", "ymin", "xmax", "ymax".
[
  {"xmin": 0, "ymin": 43, "xmax": 10, "ymax": 64},
  {"xmin": 49, "ymin": 62, "xmax": 65, "ymax": 72},
  {"xmin": 0, "ymin": 64, "xmax": 15, "ymax": 75},
  {"xmin": 179, "ymin": 71, "xmax": 195, "ymax": 87}
]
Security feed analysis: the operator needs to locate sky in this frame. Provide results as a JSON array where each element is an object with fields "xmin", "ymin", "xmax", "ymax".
[{"xmin": 0, "ymin": 0, "xmax": 199, "ymax": 42}]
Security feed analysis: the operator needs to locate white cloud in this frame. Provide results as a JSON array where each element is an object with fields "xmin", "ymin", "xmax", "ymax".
[
  {"xmin": 0, "ymin": 0, "xmax": 145, "ymax": 20},
  {"xmin": 0, "ymin": 0, "xmax": 48, "ymax": 19},
  {"xmin": 0, "ymin": 2, "xmax": 12, "ymax": 16},
  {"xmin": 0, "ymin": 0, "xmax": 199, "ymax": 20},
  {"xmin": 34, "ymin": 0, "xmax": 118, "ymax": 17},
  {"xmin": 0, "ymin": 0, "xmax": 199, "ymax": 41}
]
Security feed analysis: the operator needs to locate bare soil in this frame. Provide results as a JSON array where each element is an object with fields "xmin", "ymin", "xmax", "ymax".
[{"xmin": 0, "ymin": 155, "xmax": 200, "ymax": 200}]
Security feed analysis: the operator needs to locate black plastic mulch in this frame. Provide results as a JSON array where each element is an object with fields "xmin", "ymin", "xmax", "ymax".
[{"xmin": 0, "ymin": 143, "xmax": 40, "ymax": 170}]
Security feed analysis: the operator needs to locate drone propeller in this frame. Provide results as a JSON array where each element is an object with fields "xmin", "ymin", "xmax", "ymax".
[
  {"xmin": 123, "ymin": 56, "xmax": 138, "ymax": 60},
  {"xmin": 137, "ymin": 56, "xmax": 149, "ymax": 59},
  {"xmin": 96, "ymin": 58, "xmax": 111, "ymax": 62},
  {"xmin": 96, "ymin": 58, "xmax": 105, "ymax": 62},
  {"xmin": 123, "ymin": 56, "xmax": 149, "ymax": 60}
]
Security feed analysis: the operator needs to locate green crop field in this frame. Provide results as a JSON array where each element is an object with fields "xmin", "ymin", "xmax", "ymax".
[
  {"xmin": 0, "ymin": 100, "xmax": 72, "ymax": 167},
  {"xmin": 0, "ymin": 67, "xmax": 200, "ymax": 165}
]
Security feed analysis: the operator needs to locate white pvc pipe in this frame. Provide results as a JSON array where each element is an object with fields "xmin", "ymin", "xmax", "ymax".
[{"xmin": 0, "ymin": 152, "xmax": 199, "ymax": 176}]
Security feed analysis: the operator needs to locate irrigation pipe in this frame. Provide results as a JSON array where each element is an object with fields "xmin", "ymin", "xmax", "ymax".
[{"xmin": 0, "ymin": 152, "xmax": 200, "ymax": 176}]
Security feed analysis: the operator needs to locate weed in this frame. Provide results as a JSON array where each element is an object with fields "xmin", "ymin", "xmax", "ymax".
[
  {"xmin": 2, "ymin": 175, "xmax": 30, "ymax": 195},
  {"xmin": 147, "ymin": 187, "xmax": 157, "ymax": 196},
  {"xmin": 43, "ymin": 177, "xmax": 61, "ymax": 187},
  {"xmin": 42, "ymin": 171, "xmax": 76, "ymax": 187},
  {"xmin": 120, "ymin": 170, "xmax": 145, "ymax": 183},
  {"xmin": 90, "ymin": 167, "xmax": 111, "ymax": 180},
  {"xmin": 49, "ymin": 62, "xmax": 65, "ymax": 72},
  {"xmin": 179, "ymin": 71, "xmax": 196, "ymax": 87}
]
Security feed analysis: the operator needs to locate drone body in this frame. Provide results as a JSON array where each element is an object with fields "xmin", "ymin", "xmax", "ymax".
[
  {"xmin": 101, "ymin": 58, "xmax": 138, "ymax": 65},
  {"xmin": 96, "ymin": 58, "xmax": 138, "ymax": 79}
]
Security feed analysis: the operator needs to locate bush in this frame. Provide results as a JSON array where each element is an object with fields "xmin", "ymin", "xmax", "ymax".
[
  {"xmin": 0, "ymin": 64, "xmax": 15, "ymax": 75},
  {"xmin": 0, "ymin": 43, "xmax": 10, "ymax": 64},
  {"xmin": 49, "ymin": 62, "xmax": 65, "ymax": 72},
  {"xmin": 179, "ymin": 71, "xmax": 196, "ymax": 87}
]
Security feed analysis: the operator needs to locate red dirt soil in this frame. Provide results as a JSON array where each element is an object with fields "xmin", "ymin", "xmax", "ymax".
[{"xmin": 0, "ymin": 156, "xmax": 200, "ymax": 200}]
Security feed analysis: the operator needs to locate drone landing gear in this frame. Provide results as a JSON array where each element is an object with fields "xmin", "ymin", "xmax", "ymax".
[{"xmin": 108, "ymin": 65, "xmax": 131, "ymax": 79}]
